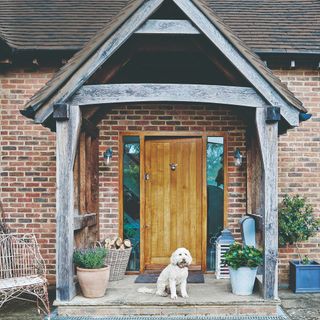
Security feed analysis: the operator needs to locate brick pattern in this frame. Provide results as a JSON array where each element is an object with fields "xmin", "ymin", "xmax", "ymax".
[
  {"xmin": 276, "ymin": 70, "xmax": 320, "ymax": 283},
  {"xmin": 0, "ymin": 68, "xmax": 57, "ymax": 283},
  {"xmin": 98, "ymin": 105, "xmax": 247, "ymax": 241},
  {"xmin": 1, "ymin": 67, "xmax": 319, "ymax": 286}
]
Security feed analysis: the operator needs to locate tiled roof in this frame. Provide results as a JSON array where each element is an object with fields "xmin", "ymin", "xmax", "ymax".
[
  {"xmin": 0, "ymin": 0, "xmax": 129, "ymax": 50},
  {"xmin": 0, "ymin": 0, "xmax": 319, "ymax": 53},
  {"xmin": 212, "ymin": 0, "xmax": 320, "ymax": 54}
]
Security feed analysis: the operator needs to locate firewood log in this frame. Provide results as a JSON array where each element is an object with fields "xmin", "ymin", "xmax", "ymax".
[
  {"xmin": 114, "ymin": 237, "xmax": 123, "ymax": 249},
  {"xmin": 123, "ymin": 239, "xmax": 132, "ymax": 248},
  {"xmin": 104, "ymin": 238, "xmax": 112, "ymax": 249}
]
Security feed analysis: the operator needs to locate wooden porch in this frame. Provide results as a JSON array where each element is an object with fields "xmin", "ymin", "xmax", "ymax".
[
  {"xmin": 20, "ymin": 0, "xmax": 306, "ymax": 309},
  {"xmin": 54, "ymin": 275, "xmax": 280, "ymax": 317}
]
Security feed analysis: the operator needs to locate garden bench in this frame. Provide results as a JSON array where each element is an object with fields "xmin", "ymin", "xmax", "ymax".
[{"xmin": 0, "ymin": 233, "xmax": 50, "ymax": 315}]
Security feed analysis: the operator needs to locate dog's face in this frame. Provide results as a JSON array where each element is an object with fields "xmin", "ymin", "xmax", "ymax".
[{"xmin": 170, "ymin": 248, "xmax": 192, "ymax": 268}]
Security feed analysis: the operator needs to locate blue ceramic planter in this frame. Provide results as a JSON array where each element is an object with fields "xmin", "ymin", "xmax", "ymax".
[{"xmin": 289, "ymin": 260, "xmax": 320, "ymax": 293}]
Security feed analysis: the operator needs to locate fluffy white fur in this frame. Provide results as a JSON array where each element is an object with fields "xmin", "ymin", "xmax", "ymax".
[{"xmin": 138, "ymin": 247, "xmax": 192, "ymax": 299}]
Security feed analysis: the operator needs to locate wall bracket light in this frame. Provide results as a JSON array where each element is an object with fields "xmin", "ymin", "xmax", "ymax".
[
  {"xmin": 103, "ymin": 147, "xmax": 113, "ymax": 165},
  {"xmin": 234, "ymin": 148, "xmax": 243, "ymax": 167}
]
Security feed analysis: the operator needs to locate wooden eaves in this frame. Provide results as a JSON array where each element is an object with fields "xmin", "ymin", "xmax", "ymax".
[{"xmin": 20, "ymin": 0, "xmax": 305, "ymax": 130}]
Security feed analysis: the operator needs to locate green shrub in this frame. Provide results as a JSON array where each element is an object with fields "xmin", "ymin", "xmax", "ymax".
[
  {"xmin": 278, "ymin": 195, "xmax": 320, "ymax": 262},
  {"xmin": 224, "ymin": 242, "xmax": 263, "ymax": 270},
  {"xmin": 73, "ymin": 247, "xmax": 108, "ymax": 269},
  {"xmin": 279, "ymin": 195, "xmax": 320, "ymax": 247}
]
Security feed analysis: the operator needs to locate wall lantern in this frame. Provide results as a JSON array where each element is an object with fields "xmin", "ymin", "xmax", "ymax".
[
  {"xmin": 103, "ymin": 148, "xmax": 113, "ymax": 165},
  {"xmin": 234, "ymin": 148, "xmax": 243, "ymax": 167}
]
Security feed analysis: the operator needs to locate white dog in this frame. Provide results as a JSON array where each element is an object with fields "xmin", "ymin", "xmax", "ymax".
[{"xmin": 138, "ymin": 248, "xmax": 192, "ymax": 299}]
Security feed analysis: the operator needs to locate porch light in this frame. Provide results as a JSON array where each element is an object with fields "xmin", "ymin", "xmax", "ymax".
[
  {"xmin": 234, "ymin": 148, "xmax": 243, "ymax": 167},
  {"xmin": 103, "ymin": 147, "xmax": 113, "ymax": 165}
]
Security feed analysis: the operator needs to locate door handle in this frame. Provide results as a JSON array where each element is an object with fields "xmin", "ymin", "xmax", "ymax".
[{"xmin": 169, "ymin": 163, "xmax": 178, "ymax": 171}]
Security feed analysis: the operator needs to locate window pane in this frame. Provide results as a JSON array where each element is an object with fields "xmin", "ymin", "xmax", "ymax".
[
  {"xmin": 206, "ymin": 137, "xmax": 224, "ymax": 271},
  {"xmin": 123, "ymin": 136, "xmax": 140, "ymax": 271}
]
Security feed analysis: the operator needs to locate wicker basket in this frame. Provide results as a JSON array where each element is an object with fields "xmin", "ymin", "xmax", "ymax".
[{"xmin": 105, "ymin": 247, "xmax": 132, "ymax": 281}]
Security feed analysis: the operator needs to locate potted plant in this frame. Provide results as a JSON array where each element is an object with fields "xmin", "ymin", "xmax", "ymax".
[
  {"xmin": 73, "ymin": 247, "xmax": 110, "ymax": 298},
  {"xmin": 224, "ymin": 242, "xmax": 263, "ymax": 295},
  {"xmin": 279, "ymin": 195, "xmax": 320, "ymax": 293}
]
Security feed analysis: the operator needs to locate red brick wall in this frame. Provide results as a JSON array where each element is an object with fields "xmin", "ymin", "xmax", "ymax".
[
  {"xmin": 276, "ymin": 70, "xmax": 320, "ymax": 284},
  {"xmin": 98, "ymin": 105, "xmax": 247, "ymax": 241},
  {"xmin": 0, "ymin": 68, "xmax": 57, "ymax": 283}
]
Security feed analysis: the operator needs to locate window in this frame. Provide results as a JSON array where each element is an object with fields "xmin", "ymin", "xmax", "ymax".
[
  {"xmin": 206, "ymin": 137, "xmax": 224, "ymax": 271},
  {"xmin": 123, "ymin": 136, "xmax": 140, "ymax": 271}
]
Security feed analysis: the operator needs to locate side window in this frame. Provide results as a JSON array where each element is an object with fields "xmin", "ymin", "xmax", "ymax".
[{"xmin": 206, "ymin": 137, "xmax": 224, "ymax": 271}]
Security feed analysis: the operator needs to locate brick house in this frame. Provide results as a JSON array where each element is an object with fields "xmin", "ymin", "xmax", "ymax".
[{"xmin": 0, "ymin": 0, "xmax": 319, "ymax": 309}]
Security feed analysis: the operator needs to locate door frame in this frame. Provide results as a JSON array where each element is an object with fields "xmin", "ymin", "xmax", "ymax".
[{"xmin": 119, "ymin": 131, "xmax": 228, "ymax": 273}]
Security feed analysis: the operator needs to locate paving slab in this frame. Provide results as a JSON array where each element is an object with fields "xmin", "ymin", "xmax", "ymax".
[
  {"xmin": 279, "ymin": 289, "xmax": 320, "ymax": 320},
  {"xmin": 55, "ymin": 275, "xmax": 268, "ymax": 306}
]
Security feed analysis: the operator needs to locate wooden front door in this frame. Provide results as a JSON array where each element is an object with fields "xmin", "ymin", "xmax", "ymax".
[{"xmin": 144, "ymin": 137, "xmax": 203, "ymax": 270}]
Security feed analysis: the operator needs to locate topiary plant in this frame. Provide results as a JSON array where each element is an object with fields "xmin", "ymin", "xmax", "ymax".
[
  {"xmin": 73, "ymin": 247, "xmax": 108, "ymax": 269},
  {"xmin": 278, "ymin": 194, "xmax": 320, "ymax": 262},
  {"xmin": 223, "ymin": 242, "xmax": 263, "ymax": 270}
]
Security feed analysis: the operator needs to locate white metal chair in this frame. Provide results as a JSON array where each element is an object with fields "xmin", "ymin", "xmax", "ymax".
[{"xmin": 0, "ymin": 233, "xmax": 50, "ymax": 315}]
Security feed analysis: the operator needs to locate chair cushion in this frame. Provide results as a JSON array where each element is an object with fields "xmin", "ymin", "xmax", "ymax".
[{"xmin": 0, "ymin": 276, "xmax": 46, "ymax": 290}]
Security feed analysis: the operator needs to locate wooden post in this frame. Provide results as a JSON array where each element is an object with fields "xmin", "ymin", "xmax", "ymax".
[
  {"xmin": 55, "ymin": 105, "xmax": 81, "ymax": 301},
  {"xmin": 255, "ymin": 108, "xmax": 278, "ymax": 299}
]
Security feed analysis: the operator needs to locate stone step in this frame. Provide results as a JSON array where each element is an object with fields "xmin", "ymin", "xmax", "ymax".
[
  {"xmin": 55, "ymin": 276, "xmax": 280, "ymax": 317},
  {"xmin": 56, "ymin": 301, "xmax": 279, "ymax": 317}
]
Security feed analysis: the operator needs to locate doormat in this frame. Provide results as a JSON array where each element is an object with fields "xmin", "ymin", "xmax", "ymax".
[{"xmin": 134, "ymin": 271, "xmax": 204, "ymax": 283}]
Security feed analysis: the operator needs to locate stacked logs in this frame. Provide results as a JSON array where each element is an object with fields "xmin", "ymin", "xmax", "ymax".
[{"xmin": 102, "ymin": 237, "xmax": 132, "ymax": 250}]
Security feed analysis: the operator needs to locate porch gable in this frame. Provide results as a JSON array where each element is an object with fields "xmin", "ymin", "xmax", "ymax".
[{"xmin": 21, "ymin": 0, "xmax": 304, "ymax": 128}]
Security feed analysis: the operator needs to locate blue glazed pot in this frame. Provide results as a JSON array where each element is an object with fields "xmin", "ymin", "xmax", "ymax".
[{"xmin": 289, "ymin": 260, "xmax": 320, "ymax": 293}]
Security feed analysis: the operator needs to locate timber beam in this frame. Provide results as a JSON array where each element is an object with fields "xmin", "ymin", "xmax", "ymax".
[
  {"xmin": 53, "ymin": 103, "xmax": 69, "ymax": 121},
  {"xmin": 56, "ymin": 105, "xmax": 81, "ymax": 301},
  {"xmin": 74, "ymin": 213, "xmax": 97, "ymax": 231},
  {"xmin": 256, "ymin": 108, "xmax": 279, "ymax": 300},
  {"xmin": 135, "ymin": 19, "xmax": 200, "ymax": 35},
  {"xmin": 81, "ymin": 118, "xmax": 99, "ymax": 138},
  {"xmin": 69, "ymin": 83, "xmax": 269, "ymax": 109},
  {"xmin": 266, "ymin": 106, "xmax": 281, "ymax": 123}
]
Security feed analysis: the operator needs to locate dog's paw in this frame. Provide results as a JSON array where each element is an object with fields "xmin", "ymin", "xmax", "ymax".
[
  {"xmin": 171, "ymin": 294, "xmax": 178, "ymax": 300},
  {"xmin": 181, "ymin": 293, "xmax": 189, "ymax": 298},
  {"xmin": 156, "ymin": 290, "xmax": 168, "ymax": 297}
]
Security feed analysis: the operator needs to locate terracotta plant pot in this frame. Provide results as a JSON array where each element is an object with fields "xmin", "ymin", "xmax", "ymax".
[{"xmin": 76, "ymin": 265, "xmax": 110, "ymax": 298}]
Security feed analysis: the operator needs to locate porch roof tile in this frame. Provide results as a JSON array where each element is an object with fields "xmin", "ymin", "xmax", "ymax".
[{"xmin": 0, "ymin": 0, "xmax": 319, "ymax": 54}]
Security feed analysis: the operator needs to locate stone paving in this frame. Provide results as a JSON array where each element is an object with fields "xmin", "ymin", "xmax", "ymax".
[{"xmin": 279, "ymin": 290, "xmax": 320, "ymax": 320}]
